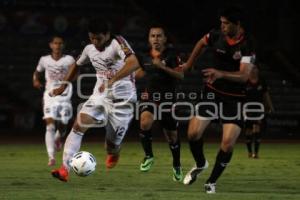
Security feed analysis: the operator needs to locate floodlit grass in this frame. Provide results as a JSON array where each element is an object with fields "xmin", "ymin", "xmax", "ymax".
[{"xmin": 0, "ymin": 142, "xmax": 299, "ymax": 200}]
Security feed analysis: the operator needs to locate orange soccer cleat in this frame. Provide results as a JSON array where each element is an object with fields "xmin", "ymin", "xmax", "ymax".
[
  {"xmin": 51, "ymin": 165, "xmax": 69, "ymax": 182},
  {"xmin": 105, "ymin": 154, "xmax": 120, "ymax": 169}
]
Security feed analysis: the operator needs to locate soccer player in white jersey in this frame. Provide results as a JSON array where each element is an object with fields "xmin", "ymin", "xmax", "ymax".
[
  {"xmin": 51, "ymin": 18, "xmax": 140, "ymax": 182},
  {"xmin": 33, "ymin": 36, "xmax": 75, "ymax": 166}
]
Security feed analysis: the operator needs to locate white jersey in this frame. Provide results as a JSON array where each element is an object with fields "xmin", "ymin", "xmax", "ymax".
[
  {"xmin": 36, "ymin": 54, "xmax": 75, "ymax": 98},
  {"xmin": 36, "ymin": 54, "xmax": 75, "ymax": 122},
  {"xmin": 76, "ymin": 35, "xmax": 136, "ymax": 99}
]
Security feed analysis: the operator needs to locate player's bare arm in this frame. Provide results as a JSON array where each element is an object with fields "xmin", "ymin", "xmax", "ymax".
[
  {"xmin": 152, "ymin": 57, "xmax": 184, "ymax": 80},
  {"xmin": 33, "ymin": 70, "xmax": 43, "ymax": 90},
  {"xmin": 51, "ymin": 62, "xmax": 79, "ymax": 96},
  {"xmin": 202, "ymin": 63, "xmax": 253, "ymax": 84},
  {"xmin": 99, "ymin": 54, "xmax": 140, "ymax": 92},
  {"xmin": 263, "ymin": 91, "xmax": 275, "ymax": 113},
  {"xmin": 183, "ymin": 37, "xmax": 207, "ymax": 71},
  {"xmin": 135, "ymin": 68, "xmax": 145, "ymax": 79}
]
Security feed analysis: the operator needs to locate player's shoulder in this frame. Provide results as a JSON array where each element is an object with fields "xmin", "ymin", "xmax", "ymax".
[
  {"xmin": 63, "ymin": 54, "xmax": 75, "ymax": 59},
  {"xmin": 113, "ymin": 35, "xmax": 128, "ymax": 44},
  {"xmin": 82, "ymin": 44, "xmax": 95, "ymax": 52},
  {"xmin": 62, "ymin": 54, "xmax": 75, "ymax": 62},
  {"xmin": 39, "ymin": 54, "xmax": 52, "ymax": 62},
  {"xmin": 40, "ymin": 54, "xmax": 51, "ymax": 60},
  {"xmin": 205, "ymin": 28, "xmax": 222, "ymax": 43}
]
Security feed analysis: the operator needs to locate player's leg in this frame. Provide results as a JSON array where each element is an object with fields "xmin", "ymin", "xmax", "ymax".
[
  {"xmin": 51, "ymin": 113, "xmax": 96, "ymax": 182},
  {"xmin": 183, "ymin": 116, "xmax": 210, "ymax": 185},
  {"xmin": 253, "ymin": 122, "xmax": 261, "ymax": 158},
  {"xmin": 44, "ymin": 117, "xmax": 56, "ymax": 166},
  {"xmin": 139, "ymin": 110, "xmax": 155, "ymax": 171},
  {"xmin": 105, "ymin": 103, "xmax": 134, "ymax": 169},
  {"xmin": 53, "ymin": 121, "xmax": 67, "ymax": 151},
  {"xmin": 164, "ymin": 128, "xmax": 183, "ymax": 181},
  {"xmin": 205, "ymin": 123, "xmax": 241, "ymax": 193},
  {"xmin": 162, "ymin": 111, "xmax": 182, "ymax": 181},
  {"xmin": 245, "ymin": 121, "xmax": 254, "ymax": 158}
]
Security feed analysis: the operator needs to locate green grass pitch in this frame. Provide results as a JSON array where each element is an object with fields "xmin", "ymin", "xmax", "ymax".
[{"xmin": 0, "ymin": 142, "xmax": 299, "ymax": 200}]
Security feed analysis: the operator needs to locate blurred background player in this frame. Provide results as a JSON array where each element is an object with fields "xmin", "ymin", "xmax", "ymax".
[
  {"xmin": 50, "ymin": 18, "xmax": 140, "ymax": 182},
  {"xmin": 181, "ymin": 7, "xmax": 256, "ymax": 193},
  {"xmin": 135, "ymin": 25, "xmax": 184, "ymax": 181},
  {"xmin": 244, "ymin": 66, "xmax": 274, "ymax": 159},
  {"xmin": 32, "ymin": 35, "xmax": 75, "ymax": 166}
]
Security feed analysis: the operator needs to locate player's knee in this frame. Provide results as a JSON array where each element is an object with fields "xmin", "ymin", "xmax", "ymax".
[
  {"xmin": 187, "ymin": 128, "xmax": 201, "ymax": 141},
  {"xmin": 221, "ymin": 140, "xmax": 234, "ymax": 152},
  {"xmin": 164, "ymin": 131, "xmax": 178, "ymax": 143},
  {"xmin": 140, "ymin": 118, "xmax": 152, "ymax": 131},
  {"xmin": 72, "ymin": 121, "xmax": 86, "ymax": 133}
]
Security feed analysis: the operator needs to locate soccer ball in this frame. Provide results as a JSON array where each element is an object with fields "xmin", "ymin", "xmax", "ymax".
[{"xmin": 69, "ymin": 151, "xmax": 97, "ymax": 177}]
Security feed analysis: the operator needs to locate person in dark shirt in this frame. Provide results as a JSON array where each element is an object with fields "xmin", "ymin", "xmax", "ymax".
[
  {"xmin": 181, "ymin": 7, "xmax": 256, "ymax": 193},
  {"xmin": 135, "ymin": 25, "xmax": 184, "ymax": 181},
  {"xmin": 244, "ymin": 67, "xmax": 274, "ymax": 159}
]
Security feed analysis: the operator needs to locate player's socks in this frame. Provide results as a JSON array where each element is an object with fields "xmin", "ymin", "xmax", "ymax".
[
  {"xmin": 63, "ymin": 129, "xmax": 83, "ymax": 170},
  {"xmin": 246, "ymin": 135, "xmax": 253, "ymax": 156},
  {"xmin": 254, "ymin": 131, "xmax": 261, "ymax": 158},
  {"xmin": 54, "ymin": 130, "xmax": 63, "ymax": 151},
  {"xmin": 206, "ymin": 149, "xmax": 232, "ymax": 183},
  {"xmin": 139, "ymin": 129, "xmax": 153, "ymax": 158},
  {"xmin": 169, "ymin": 139, "xmax": 181, "ymax": 167},
  {"xmin": 189, "ymin": 138, "xmax": 206, "ymax": 167},
  {"xmin": 45, "ymin": 123, "xmax": 56, "ymax": 161}
]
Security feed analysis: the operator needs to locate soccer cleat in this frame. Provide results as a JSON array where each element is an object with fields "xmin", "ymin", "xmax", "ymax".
[
  {"xmin": 140, "ymin": 157, "xmax": 154, "ymax": 172},
  {"xmin": 54, "ymin": 138, "xmax": 63, "ymax": 152},
  {"xmin": 204, "ymin": 182, "xmax": 216, "ymax": 194},
  {"xmin": 183, "ymin": 160, "xmax": 209, "ymax": 185},
  {"xmin": 172, "ymin": 166, "xmax": 183, "ymax": 182},
  {"xmin": 248, "ymin": 153, "xmax": 253, "ymax": 158},
  {"xmin": 51, "ymin": 165, "xmax": 69, "ymax": 182},
  {"xmin": 48, "ymin": 158, "xmax": 56, "ymax": 166},
  {"xmin": 106, "ymin": 154, "xmax": 120, "ymax": 169},
  {"xmin": 252, "ymin": 153, "xmax": 259, "ymax": 159}
]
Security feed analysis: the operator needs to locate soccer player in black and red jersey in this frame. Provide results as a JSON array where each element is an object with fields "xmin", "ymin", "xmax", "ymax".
[
  {"xmin": 244, "ymin": 66, "xmax": 274, "ymax": 159},
  {"xmin": 135, "ymin": 25, "xmax": 184, "ymax": 181},
  {"xmin": 181, "ymin": 7, "xmax": 256, "ymax": 193}
]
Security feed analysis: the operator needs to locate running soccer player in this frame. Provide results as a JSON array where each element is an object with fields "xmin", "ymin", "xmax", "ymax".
[
  {"xmin": 50, "ymin": 18, "xmax": 140, "ymax": 182},
  {"xmin": 244, "ymin": 66, "xmax": 274, "ymax": 159},
  {"xmin": 181, "ymin": 7, "xmax": 256, "ymax": 193},
  {"xmin": 33, "ymin": 35, "xmax": 75, "ymax": 166},
  {"xmin": 136, "ymin": 25, "xmax": 184, "ymax": 181}
]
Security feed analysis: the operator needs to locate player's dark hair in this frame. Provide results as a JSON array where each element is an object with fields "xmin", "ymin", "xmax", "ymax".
[
  {"xmin": 88, "ymin": 18, "xmax": 110, "ymax": 34},
  {"xmin": 219, "ymin": 6, "xmax": 245, "ymax": 25},
  {"xmin": 148, "ymin": 22, "xmax": 168, "ymax": 38},
  {"xmin": 49, "ymin": 34, "xmax": 64, "ymax": 43}
]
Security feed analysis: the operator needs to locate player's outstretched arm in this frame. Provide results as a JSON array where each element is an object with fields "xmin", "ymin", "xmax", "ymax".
[
  {"xmin": 264, "ymin": 91, "xmax": 275, "ymax": 113},
  {"xmin": 202, "ymin": 63, "xmax": 253, "ymax": 84},
  {"xmin": 32, "ymin": 70, "xmax": 43, "ymax": 90},
  {"xmin": 183, "ymin": 37, "xmax": 207, "ymax": 71}
]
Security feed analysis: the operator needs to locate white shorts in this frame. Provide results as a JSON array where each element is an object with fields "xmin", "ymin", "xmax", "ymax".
[
  {"xmin": 43, "ymin": 92, "xmax": 73, "ymax": 124},
  {"xmin": 79, "ymin": 84, "xmax": 136, "ymax": 145}
]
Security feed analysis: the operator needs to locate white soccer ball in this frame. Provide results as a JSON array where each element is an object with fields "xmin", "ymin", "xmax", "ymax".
[{"xmin": 69, "ymin": 151, "xmax": 97, "ymax": 177}]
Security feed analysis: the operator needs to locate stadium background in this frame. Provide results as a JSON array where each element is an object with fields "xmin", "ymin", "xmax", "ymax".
[{"xmin": 0, "ymin": 0, "xmax": 299, "ymax": 142}]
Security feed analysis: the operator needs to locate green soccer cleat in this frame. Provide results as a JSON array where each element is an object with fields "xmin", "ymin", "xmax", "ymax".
[
  {"xmin": 140, "ymin": 157, "xmax": 154, "ymax": 172},
  {"xmin": 172, "ymin": 166, "xmax": 183, "ymax": 182}
]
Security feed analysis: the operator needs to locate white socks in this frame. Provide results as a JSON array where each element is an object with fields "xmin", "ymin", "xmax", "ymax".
[
  {"xmin": 63, "ymin": 129, "xmax": 84, "ymax": 170},
  {"xmin": 45, "ymin": 124, "xmax": 56, "ymax": 160}
]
